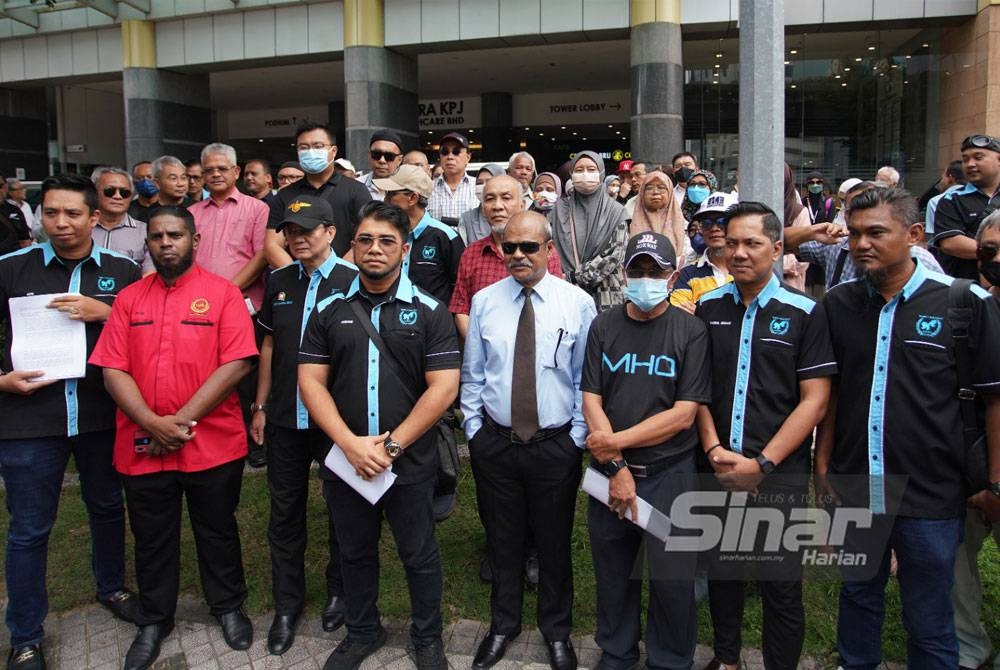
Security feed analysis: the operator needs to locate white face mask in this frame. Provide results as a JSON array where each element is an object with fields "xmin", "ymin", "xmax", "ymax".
[
  {"xmin": 475, "ymin": 184, "xmax": 485, "ymax": 202},
  {"xmin": 538, "ymin": 190, "xmax": 558, "ymax": 204},
  {"xmin": 571, "ymin": 171, "xmax": 601, "ymax": 195}
]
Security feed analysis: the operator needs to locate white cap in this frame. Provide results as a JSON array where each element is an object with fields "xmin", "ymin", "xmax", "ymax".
[
  {"xmin": 693, "ymin": 191, "xmax": 739, "ymax": 219},
  {"xmin": 334, "ymin": 158, "xmax": 356, "ymax": 172},
  {"xmin": 838, "ymin": 178, "xmax": 862, "ymax": 197}
]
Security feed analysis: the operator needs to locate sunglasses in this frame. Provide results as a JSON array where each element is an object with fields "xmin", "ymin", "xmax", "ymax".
[
  {"xmin": 977, "ymin": 244, "xmax": 999, "ymax": 263},
  {"xmin": 502, "ymin": 241, "xmax": 542, "ymax": 255},
  {"xmin": 439, "ymin": 146, "xmax": 464, "ymax": 157},
  {"xmin": 103, "ymin": 187, "xmax": 132, "ymax": 198},
  {"xmin": 695, "ymin": 216, "xmax": 727, "ymax": 230},
  {"xmin": 370, "ymin": 150, "xmax": 399, "ymax": 162},
  {"xmin": 962, "ymin": 135, "xmax": 1000, "ymax": 153},
  {"xmin": 354, "ymin": 234, "xmax": 400, "ymax": 249}
]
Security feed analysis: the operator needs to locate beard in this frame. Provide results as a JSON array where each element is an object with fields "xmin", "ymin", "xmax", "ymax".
[
  {"xmin": 152, "ymin": 248, "xmax": 195, "ymax": 281},
  {"xmin": 360, "ymin": 257, "xmax": 402, "ymax": 281},
  {"xmin": 857, "ymin": 266, "xmax": 888, "ymax": 287},
  {"xmin": 490, "ymin": 223, "xmax": 506, "ymax": 236}
]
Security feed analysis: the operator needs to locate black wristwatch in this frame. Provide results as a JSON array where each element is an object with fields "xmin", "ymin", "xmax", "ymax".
[
  {"xmin": 988, "ymin": 481, "xmax": 1000, "ymax": 498},
  {"xmin": 602, "ymin": 459, "xmax": 628, "ymax": 477},
  {"xmin": 755, "ymin": 455, "xmax": 776, "ymax": 475},
  {"xmin": 383, "ymin": 435, "xmax": 403, "ymax": 459}
]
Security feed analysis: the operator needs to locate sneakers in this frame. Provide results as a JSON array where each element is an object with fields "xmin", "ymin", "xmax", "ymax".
[
  {"xmin": 6, "ymin": 644, "xmax": 45, "ymax": 670},
  {"xmin": 413, "ymin": 638, "xmax": 447, "ymax": 670},
  {"xmin": 322, "ymin": 627, "xmax": 388, "ymax": 670}
]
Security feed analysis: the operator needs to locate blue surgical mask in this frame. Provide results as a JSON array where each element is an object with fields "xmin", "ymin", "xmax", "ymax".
[
  {"xmin": 691, "ymin": 232, "xmax": 707, "ymax": 255},
  {"xmin": 687, "ymin": 185, "xmax": 710, "ymax": 205},
  {"xmin": 135, "ymin": 179, "xmax": 158, "ymax": 198},
  {"xmin": 625, "ymin": 277, "xmax": 669, "ymax": 312},
  {"xmin": 298, "ymin": 148, "xmax": 332, "ymax": 174},
  {"xmin": 807, "ymin": 183, "xmax": 824, "ymax": 195}
]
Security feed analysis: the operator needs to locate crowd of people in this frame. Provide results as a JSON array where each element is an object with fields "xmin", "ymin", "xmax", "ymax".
[{"xmin": 0, "ymin": 124, "xmax": 999, "ymax": 670}]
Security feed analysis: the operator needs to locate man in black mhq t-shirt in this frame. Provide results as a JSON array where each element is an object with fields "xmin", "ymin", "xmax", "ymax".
[
  {"xmin": 581, "ymin": 232, "xmax": 711, "ymax": 670},
  {"xmin": 695, "ymin": 202, "xmax": 836, "ymax": 670}
]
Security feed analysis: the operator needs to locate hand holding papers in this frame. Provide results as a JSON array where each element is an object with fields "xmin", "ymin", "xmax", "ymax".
[
  {"xmin": 324, "ymin": 442, "xmax": 397, "ymax": 504},
  {"xmin": 582, "ymin": 467, "xmax": 672, "ymax": 543},
  {"xmin": 8, "ymin": 293, "xmax": 88, "ymax": 382}
]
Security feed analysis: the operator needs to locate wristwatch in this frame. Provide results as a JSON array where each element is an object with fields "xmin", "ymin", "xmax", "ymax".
[
  {"xmin": 988, "ymin": 481, "xmax": 1000, "ymax": 498},
  {"xmin": 755, "ymin": 455, "xmax": 776, "ymax": 475},
  {"xmin": 383, "ymin": 435, "xmax": 404, "ymax": 459},
  {"xmin": 602, "ymin": 459, "xmax": 628, "ymax": 477},
  {"xmin": 250, "ymin": 402, "xmax": 268, "ymax": 413}
]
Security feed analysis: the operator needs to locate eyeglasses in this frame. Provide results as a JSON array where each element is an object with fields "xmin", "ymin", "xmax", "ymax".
[
  {"xmin": 203, "ymin": 166, "xmax": 235, "ymax": 176},
  {"xmin": 645, "ymin": 185, "xmax": 670, "ymax": 193},
  {"xmin": 977, "ymin": 244, "xmax": 999, "ymax": 263},
  {"xmin": 296, "ymin": 142, "xmax": 331, "ymax": 152},
  {"xmin": 439, "ymin": 146, "xmax": 464, "ymax": 157},
  {"xmin": 186, "ymin": 173, "xmax": 203, "ymax": 182},
  {"xmin": 277, "ymin": 173, "xmax": 301, "ymax": 183},
  {"xmin": 370, "ymin": 150, "xmax": 400, "ymax": 162},
  {"xmin": 102, "ymin": 187, "xmax": 132, "ymax": 199},
  {"xmin": 501, "ymin": 241, "xmax": 542, "ymax": 255},
  {"xmin": 697, "ymin": 216, "xmax": 728, "ymax": 230},
  {"xmin": 961, "ymin": 135, "xmax": 1000, "ymax": 153},
  {"xmin": 354, "ymin": 234, "xmax": 401, "ymax": 249}
]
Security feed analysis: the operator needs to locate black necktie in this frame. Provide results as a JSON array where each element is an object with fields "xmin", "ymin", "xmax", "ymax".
[{"xmin": 511, "ymin": 287, "xmax": 539, "ymax": 442}]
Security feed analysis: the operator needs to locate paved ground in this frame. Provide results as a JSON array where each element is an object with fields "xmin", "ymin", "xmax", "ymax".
[{"xmin": 0, "ymin": 595, "xmax": 846, "ymax": 670}]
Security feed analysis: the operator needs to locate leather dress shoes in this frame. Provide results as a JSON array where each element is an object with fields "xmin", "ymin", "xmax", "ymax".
[
  {"xmin": 6, "ymin": 644, "xmax": 45, "ymax": 670},
  {"xmin": 472, "ymin": 631, "xmax": 519, "ymax": 669},
  {"xmin": 546, "ymin": 639, "xmax": 577, "ymax": 670},
  {"xmin": 97, "ymin": 588, "xmax": 141, "ymax": 623},
  {"xmin": 267, "ymin": 612, "xmax": 300, "ymax": 655},
  {"xmin": 322, "ymin": 595, "xmax": 346, "ymax": 632},
  {"xmin": 217, "ymin": 608, "xmax": 253, "ymax": 650},
  {"xmin": 124, "ymin": 622, "xmax": 174, "ymax": 670}
]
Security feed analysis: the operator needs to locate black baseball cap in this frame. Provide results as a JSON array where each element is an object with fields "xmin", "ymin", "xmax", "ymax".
[
  {"xmin": 624, "ymin": 232, "xmax": 676, "ymax": 270},
  {"xmin": 276, "ymin": 195, "xmax": 334, "ymax": 232},
  {"xmin": 439, "ymin": 132, "xmax": 469, "ymax": 149}
]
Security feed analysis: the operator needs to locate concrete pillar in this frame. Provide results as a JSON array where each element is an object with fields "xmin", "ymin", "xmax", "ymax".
[
  {"xmin": 121, "ymin": 20, "xmax": 211, "ymax": 168},
  {"xmin": 343, "ymin": 0, "xmax": 418, "ymax": 163},
  {"xmin": 480, "ymin": 92, "xmax": 514, "ymax": 162},
  {"xmin": 630, "ymin": 0, "xmax": 684, "ymax": 165},
  {"xmin": 738, "ymin": 0, "xmax": 784, "ymax": 214}
]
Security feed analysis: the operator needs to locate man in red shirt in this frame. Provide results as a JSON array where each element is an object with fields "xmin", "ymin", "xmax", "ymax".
[
  {"xmin": 449, "ymin": 175, "xmax": 563, "ymax": 339},
  {"xmin": 90, "ymin": 205, "xmax": 259, "ymax": 670}
]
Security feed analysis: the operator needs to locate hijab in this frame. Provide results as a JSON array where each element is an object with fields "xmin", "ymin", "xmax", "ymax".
[
  {"xmin": 629, "ymin": 171, "xmax": 687, "ymax": 262},
  {"xmin": 783, "ymin": 163, "xmax": 805, "ymax": 227},
  {"xmin": 681, "ymin": 169, "xmax": 718, "ymax": 221},
  {"xmin": 550, "ymin": 150, "xmax": 626, "ymax": 272},
  {"xmin": 533, "ymin": 172, "xmax": 562, "ymax": 198}
]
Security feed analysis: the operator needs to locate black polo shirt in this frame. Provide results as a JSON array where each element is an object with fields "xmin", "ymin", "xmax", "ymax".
[
  {"xmin": 404, "ymin": 212, "xmax": 465, "ymax": 305},
  {"xmin": 268, "ymin": 174, "xmax": 373, "ymax": 258},
  {"xmin": 581, "ymin": 303, "xmax": 711, "ymax": 464},
  {"xmin": 933, "ymin": 182, "xmax": 1000, "ymax": 279},
  {"xmin": 0, "ymin": 208, "xmax": 29, "ymax": 255},
  {"xmin": 127, "ymin": 196, "xmax": 194, "ymax": 223},
  {"xmin": 257, "ymin": 254, "xmax": 358, "ymax": 430},
  {"xmin": 0, "ymin": 242, "xmax": 141, "ymax": 438},
  {"xmin": 824, "ymin": 261, "xmax": 1000, "ymax": 518},
  {"xmin": 298, "ymin": 272, "xmax": 460, "ymax": 484},
  {"xmin": 696, "ymin": 276, "xmax": 837, "ymax": 476}
]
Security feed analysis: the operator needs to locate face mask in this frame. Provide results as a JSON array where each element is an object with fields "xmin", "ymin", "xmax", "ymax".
[
  {"xmin": 535, "ymin": 190, "xmax": 558, "ymax": 210},
  {"xmin": 808, "ymin": 183, "xmax": 824, "ymax": 195},
  {"xmin": 475, "ymin": 184, "xmax": 485, "ymax": 202},
  {"xmin": 690, "ymin": 232, "xmax": 707, "ymax": 255},
  {"xmin": 135, "ymin": 179, "xmax": 158, "ymax": 198},
  {"xmin": 675, "ymin": 167, "xmax": 694, "ymax": 184},
  {"xmin": 608, "ymin": 186, "xmax": 620, "ymax": 196},
  {"xmin": 298, "ymin": 148, "xmax": 332, "ymax": 174},
  {"xmin": 625, "ymin": 277, "xmax": 669, "ymax": 312},
  {"xmin": 687, "ymin": 185, "xmax": 710, "ymax": 205},
  {"xmin": 571, "ymin": 172, "xmax": 601, "ymax": 195},
  {"xmin": 981, "ymin": 262, "xmax": 1000, "ymax": 287}
]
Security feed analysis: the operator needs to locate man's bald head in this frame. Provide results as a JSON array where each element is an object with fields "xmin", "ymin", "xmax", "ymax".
[{"xmin": 505, "ymin": 210, "xmax": 552, "ymax": 242}]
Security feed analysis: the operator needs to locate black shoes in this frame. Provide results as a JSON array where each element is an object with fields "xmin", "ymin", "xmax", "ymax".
[
  {"xmin": 123, "ymin": 623, "xmax": 173, "ymax": 670},
  {"xmin": 267, "ymin": 612, "xmax": 300, "ymax": 655},
  {"xmin": 323, "ymin": 627, "xmax": 388, "ymax": 670},
  {"xmin": 472, "ymin": 631, "xmax": 519, "ymax": 669},
  {"xmin": 321, "ymin": 595, "xmax": 346, "ymax": 632},
  {"xmin": 413, "ymin": 637, "xmax": 447, "ymax": 670},
  {"xmin": 217, "ymin": 607, "xmax": 253, "ymax": 650},
  {"xmin": 546, "ymin": 640, "xmax": 577, "ymax": 670},
  {"xmin": 6, "ymin": 644, "xmax": 45, "ymax": 670},
  {"xmin": 432, "ymin": 493, "xmax": 457, "ymax": 522},
  {"xmin": 97, "ymin": 588, "xmax": 140, "ymax": 623}
]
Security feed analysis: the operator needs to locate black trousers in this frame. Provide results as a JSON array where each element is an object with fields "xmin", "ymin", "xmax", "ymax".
[
  {"xmin": 469, "ymin": 421, "xmax": 582, "ymax": 641},
  {"xmin": 266, "ymin": 424, "xmax": 343, "ymax": 615},
  {"xmin": 122, "ymin": 458, "xmax": 247, "ymax": 625},
  {"xmin": 706, "ymin": 483, "xmax": 807, "ymax": 670},
  {"xmin": 323, "ymin": 476, "xmax": 442, "ymax": 644},
  {"xmin": 588, "ymin": 453, "xmax": 698, "ymax": 670}
]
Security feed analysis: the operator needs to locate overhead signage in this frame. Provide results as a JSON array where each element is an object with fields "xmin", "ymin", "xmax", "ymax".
[
  {"xmin": 513, "ymin": 90, "xmax": 630, "ymax": 126},
  {"xmin": 224, "ymin": 106, "xmax": 328, "ymax": 139},
  {"xmin": 418, "ymin": 98, "xmax": 482, "ymax": 131}
]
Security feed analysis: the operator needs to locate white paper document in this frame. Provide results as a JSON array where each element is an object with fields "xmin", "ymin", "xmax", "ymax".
[
  {"xmin": 324, "ymin": 442, "xmax": 396, "ymax": 504},
  {"xmin": 8, "ymin": 293, "xmax": 88, "ymax": 381},
  {"xmin": 582, "ymin": 467, "xmax": 672, "ymax": 542}
]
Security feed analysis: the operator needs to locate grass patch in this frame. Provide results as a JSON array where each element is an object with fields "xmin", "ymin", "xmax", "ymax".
[{"xmin": 2, "ymin": 462, "xmax": 999, "ymax": 668}]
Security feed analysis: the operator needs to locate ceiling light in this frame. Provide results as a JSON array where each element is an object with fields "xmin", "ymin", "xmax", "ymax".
[
  {"xmin": 712, "ymin": 80, "xmax": 719, "ymax": 85},
  {"xmin": 855, "ymin": 57, "xmax": 863, "ymax": 62},
  {"xmin": 905, "ymin": 55, "xmax": 912, "ymax": 59},
  {"xmin": 572, "ymin": 132, "xmax": 577, "ymax": 136},
  {"xmin": 715, "ymin": 52, "xmax": 723, "ymax": 58},
  {"xmin": 607, "ymin": 124, "xmax": 613, "ymax": 128},
  {"xmin": 835, "ymin": 74, "xmax": 841, "ymax": 79},
  {"xmin": 922, "ymin": 43, "xmax": 929, "ymax": 48},
  {"xmin": 841, "ymin": 82, "xmax": 847, "ymax": 87},
  {"xmin": 784, "ymin": 60, "xmax": 790, "ymax": 65},
  {"xmin": 791, "ymin": 84, "xmax": 797, "ymax": 89},
  {"xmin": 790, "ymin": 49, "xmax": 797, "ymax": 54},
  {"xmin": 868, "ymin": 45, "xmax": 876, "ymax": 51},
  {"xmin": 844, "ymin": 67, "xmax": 851, "ymax": 71},
  {"xmin": 714, "ymin": 63, "xmax": 721, "ymax": 68}
]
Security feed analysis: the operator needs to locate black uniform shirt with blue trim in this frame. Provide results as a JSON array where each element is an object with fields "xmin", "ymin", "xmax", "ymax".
[
  {"xmin": 403, "ymin": 212, "xmax": 465, "ymax": 306},
  {"xmin": 824, "ymin": 261, "xmax": 1000, "ymax": 518},
  {"xmin": 696, "ymin": 276, "xmax": 837, "ymax": 476},
  {"xmin": 257, "ymin": 254, "xmax": 358, "ymax": 430},
  {"xmin": 298, "ymin": 272, "xmax": 460, "ymax": 485},
  {"xmin": 932, "ymin": 182, "xmax": 999, "ymax": 280},
  {"xmin": 0, "ymin": 242, "xmax": 141, "ymax": 439}
]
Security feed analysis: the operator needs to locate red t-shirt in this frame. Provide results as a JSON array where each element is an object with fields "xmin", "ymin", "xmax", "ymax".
[{"xmin": 90, "ymin": 264, "xmax": 259, "ymax": 475}]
